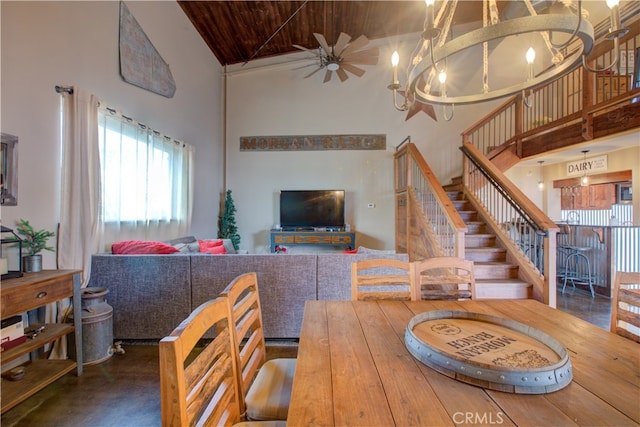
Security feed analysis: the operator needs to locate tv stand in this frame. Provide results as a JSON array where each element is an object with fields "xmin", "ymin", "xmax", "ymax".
[{"xmin": 270, "ymin": 229, "xmax": 355, "ymax": 253}]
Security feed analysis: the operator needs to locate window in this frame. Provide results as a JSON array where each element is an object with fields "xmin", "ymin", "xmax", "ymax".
[{"xmin": 97, "ymin": 108, "xmax": 193, "ymax": 228}]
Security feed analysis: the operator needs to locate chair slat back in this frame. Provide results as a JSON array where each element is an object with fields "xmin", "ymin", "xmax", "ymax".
[
  {"xmin": 411, "ymin": 257, "xmax": 476, "ymax": 301},
  {"xmin": 159, "ymin": 297, "xmax": 241, "ymax": 427},
  {"xmin": 351, "ymin": 258, "xmax": 412, "ymax": 301},
  {"xmin": 221, "ymin": 272, "xmax": 267, "ymax": 415},
  {"xmin": 611, "ymin": 271, "xmax": 640, "ymax": 343}
]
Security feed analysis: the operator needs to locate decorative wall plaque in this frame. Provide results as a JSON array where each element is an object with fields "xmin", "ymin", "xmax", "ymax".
[
  {"xmin": 1, "ymin": 133, "xmax": 18, "ymax": 206},
  {"xmin": 239, "ymin": 134, "xmax": 386, "ymax": 152},
  {"xmin": 119, "ymin": 1, "xmax": 176, "ymax": 98}
]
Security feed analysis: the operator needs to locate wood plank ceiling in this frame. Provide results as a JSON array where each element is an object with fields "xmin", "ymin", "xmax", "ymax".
[{"xmin": 178, "ymin": 1, "xmax": 493, "ymax": 66}]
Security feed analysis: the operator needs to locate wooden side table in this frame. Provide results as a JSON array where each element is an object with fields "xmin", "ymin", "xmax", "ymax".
[
  {"xmin": 270, "ymin": 230, "xmax": 356, "ymax": 252},
  {"xmin": 1, "ymin": 270, "xmax": 83, "ymax": 413}
]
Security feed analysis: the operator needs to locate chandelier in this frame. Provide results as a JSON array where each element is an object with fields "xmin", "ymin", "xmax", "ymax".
[{"xmin": 389, "ymin": 0, "xmax": 628, "ymax": 121}]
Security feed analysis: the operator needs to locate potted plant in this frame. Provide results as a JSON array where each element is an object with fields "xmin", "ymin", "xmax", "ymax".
[
  {"xmin": 218, "ymin": 189, "xmax": 241, "ymax": 250},
  {"xmin": 15, "ymin": 219, "xmax": 55, "ymax": 273}
]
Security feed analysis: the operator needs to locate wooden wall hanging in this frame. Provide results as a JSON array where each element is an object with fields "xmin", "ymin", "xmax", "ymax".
[
  {"xmin": 119, "ymin": 2, "xmax": 176, "ymax": 98},
  {"xmin": 239, "ymin": 134, "xmax": 386, "ymax": 152}
]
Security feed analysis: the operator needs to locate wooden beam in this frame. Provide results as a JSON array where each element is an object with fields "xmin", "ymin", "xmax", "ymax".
[{"xmin": 552, "ymin": 170, "xmax": 632, "ymax": 188}]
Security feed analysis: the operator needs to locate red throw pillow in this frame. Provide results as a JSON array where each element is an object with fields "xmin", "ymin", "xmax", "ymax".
[
  {"xmin": 343, "ymin": 248, "xmax": 359, "ymax": 254},
  {"xmin": 112, "ymin": 240, "xmax": 180, "ymax": 255},
  {"xmin": 203, "ymin": 244, "xmax": 227, "ymax": 255},
  {"xmin": 198, "ymin": 239, "xmax": 224, "ymax": 252}
]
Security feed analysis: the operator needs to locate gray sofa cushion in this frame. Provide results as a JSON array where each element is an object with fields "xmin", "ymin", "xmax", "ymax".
[
  {"xmin": 89, "ymin": 250, "xmax": 406, "ymax": 340},
  {"xmin": 89, "ymin": 254, "xmax": 192, "ymax": 339},
  {"xmin": 190, "ymin": 254, "xmax": 317, "ymax": 338}
]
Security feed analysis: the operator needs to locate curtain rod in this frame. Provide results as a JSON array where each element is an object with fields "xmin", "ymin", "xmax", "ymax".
[{"xmin": 55, "ymin": 85, "xmax": 74, "ymax": 94}]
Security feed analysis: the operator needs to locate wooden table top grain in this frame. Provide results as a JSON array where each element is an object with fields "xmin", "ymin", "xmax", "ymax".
[{"xmin": 287, "ymin": 299, "xmax": 640, "ymax": 427}]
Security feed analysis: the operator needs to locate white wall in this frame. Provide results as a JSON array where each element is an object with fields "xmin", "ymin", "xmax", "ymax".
[
  {"xmin": 1, "ymin": 1, "xmax": 223, "ymax": 267},
  {"xmin": 225, "ymin": 36, "xmax": 489, "ymax": 253}
]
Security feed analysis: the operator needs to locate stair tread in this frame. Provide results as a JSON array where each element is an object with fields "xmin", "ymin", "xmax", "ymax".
[
  {"xmin": 472, "ymin": 261, "xmax": 518, "ymax": 268},
  {"xmin": 476, "ymin": 279, "xmax": 530, "ymax": 285},
  {"xmin": 466, "ymin": 247, "xmax": 505, "ymax": 252}
]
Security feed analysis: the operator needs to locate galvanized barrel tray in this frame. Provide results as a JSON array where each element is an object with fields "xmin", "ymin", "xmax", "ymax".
[{"xmin": 405, "ymin": 310, "xmax": 572, "ymax": 394}]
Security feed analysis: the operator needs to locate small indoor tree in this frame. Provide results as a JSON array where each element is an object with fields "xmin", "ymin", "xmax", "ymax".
[
  {"xmin": 218, "ymin": 189, "xmax": 240, "ymax": 250},
  {"xmin": 15, "ymin": 218, "xmax": 56, "ymax": 273}
]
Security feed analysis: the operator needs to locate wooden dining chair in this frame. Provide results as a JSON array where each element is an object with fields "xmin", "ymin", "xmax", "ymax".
[
  {"xmin": 411, "ymin": 256, "xmax": 476, "ymax": 301},
  {"xmin": 221, "ymin": 272, "xmax": 296, "ymax": 422},
  {"xmin": 610, "ymin": 271, "xmax": 640, "ymax": 343},
  {"xmin": 351, "ymin": 258, "xmax": 412, "ymax": 301},
  {"xmin": 159, "ymin": 297, "xmax": 241, "ymax": 426}
]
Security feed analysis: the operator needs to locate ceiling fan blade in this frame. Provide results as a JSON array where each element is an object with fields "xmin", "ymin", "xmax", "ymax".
[
  {"xmin": 344, "ymin": 47, "xmax": 379, "ymax": 59},
  {"xmin": 333, "ymin": 32, "xmax": 351, "ymax": 57},
  {"xmin": 323, "ymin": 69, "xmax": 333, "ymax": 83},
  {"xmin": 293, "ymin": 62, "xmax": 319, "ymax": 71},
  {"xmin": 293, "ymin": 44, "xmax": 321, "ymax": 57},
  {"xmin": 304, "ymin": 67, "xmax": 324, "ymax": 78},
  {"xmin": 340, "ymin": 63, "xmax": 366, "ymax": 78},
  {"xmin": 336, "ymin": 67, "xmax": 349, "ymax": 82},
  {"xmin": 344, "ymin": 51, "xmax": 379, "ymax": 66},
  {"xmin": 339, "ymin": 35, "xmax": 369, "ymax": 57},
  {"xmin": 314, "ymin": 33, "xmax": 333, "ymax": 55}
]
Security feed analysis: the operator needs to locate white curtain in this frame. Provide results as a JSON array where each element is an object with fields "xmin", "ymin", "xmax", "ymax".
[
  {"xmin": 52, "ymin": 87, "xmax": 101, "ymax": 358},
  {"xmin": 97, "ymin": 107, "xmax": 194, "ymax": 245},
  {"xmin": 58, "ymin": 87, "xmax": 102, "ymax": 279}
]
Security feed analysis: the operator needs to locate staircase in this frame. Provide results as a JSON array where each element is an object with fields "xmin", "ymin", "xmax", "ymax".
[{"xmin": 447, "ymin": 188, "xmax": 532, "ymax": 299}]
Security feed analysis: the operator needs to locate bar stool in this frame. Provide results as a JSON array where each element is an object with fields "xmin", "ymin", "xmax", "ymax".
[
  {"xmin": 556, "ymin": 224, "xmax": 571, "ymax": 281},
  {"xmin": 561, "ymin": 245, "xmax": 595, "ymax": 298}
]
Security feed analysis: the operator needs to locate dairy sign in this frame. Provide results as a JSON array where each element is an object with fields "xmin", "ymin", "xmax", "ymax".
[{"xmin": 566, "ymin": 154, "xmax": 607, "ymax": 177}]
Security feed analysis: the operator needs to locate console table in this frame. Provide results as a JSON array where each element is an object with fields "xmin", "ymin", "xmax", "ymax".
[
  {"xmin": 1, "ymin": 270, "xmax": 83, "ymax": 413},
  {"xmin": 270, "ymin": 230, "xmax": 355, "ymax": 252}
]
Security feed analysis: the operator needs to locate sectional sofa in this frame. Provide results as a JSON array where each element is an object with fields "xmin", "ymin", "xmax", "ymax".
[{"xmin": 88, "ymin": 251, "xmax": 408, "ymax": 340}]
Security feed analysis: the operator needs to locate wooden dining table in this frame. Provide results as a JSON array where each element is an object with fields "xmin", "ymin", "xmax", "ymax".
[{"xmin": 287, "ymin": 299, "xmax": 639, "ymax": 426}]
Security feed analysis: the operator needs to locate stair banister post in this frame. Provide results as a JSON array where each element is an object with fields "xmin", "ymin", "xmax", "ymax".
[
  {"xmin": 515, "ymin": 92, "xmax": 525, "ymax": 158},
  {"xmin": 544, "ymin": 230, "xmax": 558, "ymax": 308}
]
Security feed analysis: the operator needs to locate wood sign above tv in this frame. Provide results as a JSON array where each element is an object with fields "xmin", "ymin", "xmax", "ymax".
[{"xmin": 239, "ymin": 134, "xmax": 385, "ymax": 151}]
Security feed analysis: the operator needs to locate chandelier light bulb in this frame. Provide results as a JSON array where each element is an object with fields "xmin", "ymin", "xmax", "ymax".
[
  {"xmin": 422, "ymin": 0, "xmax": 438, "ymax": 40},
  {"xmin": 390, "ymin": 51, "xmax": 400, "ymax": 86},
  {"xmin": 581, "ymin": 175, "xmax": 589, "ymax": 186},
  {"xmin": 606, "ymin": 0, "xmax": 619, "ymax": 9},
  {"xmin": 439, "ymin": 70, "xmax": 447, "ymax": 84},
  {"xmin": 526, "ymin": 47, "xmax": 536, "ymax": 80},
  {"xmin": 526, "ymin": 47, "xmax": 536, "ymax": 64},
  {"xmin": 605, "ymin": 0, "xmax": 627, "ymax": 40}
]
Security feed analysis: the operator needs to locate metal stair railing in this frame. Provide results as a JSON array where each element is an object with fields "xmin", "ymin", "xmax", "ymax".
[
  {"xmin": 461, "ymin": 142, "xmax": 560, "ymax": 305},
  {"xmin": 394, "ymin": 142, "xmax": 466, "ymax": 260}
]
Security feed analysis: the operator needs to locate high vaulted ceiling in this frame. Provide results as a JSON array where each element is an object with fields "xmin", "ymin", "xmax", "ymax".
[{"xmin": 178, "ymin": 1, "xmax": 509, "ymax": 66}]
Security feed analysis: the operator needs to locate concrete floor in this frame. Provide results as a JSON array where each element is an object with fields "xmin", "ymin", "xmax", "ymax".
[
  {"xmin": 1, "ymin": 341, "xmax": 298, "ymax": 427},
  {"xmin": 556, "ymin": 287, "xmax": 611, "ymax": 330}
]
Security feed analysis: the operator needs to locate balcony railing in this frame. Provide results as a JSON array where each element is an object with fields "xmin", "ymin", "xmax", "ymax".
[{"xmin": 462, "ymin": 19, "xmax": 640, "ymax": 162}]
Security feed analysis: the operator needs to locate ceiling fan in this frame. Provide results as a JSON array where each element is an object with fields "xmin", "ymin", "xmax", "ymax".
[{"xmin": 294, "ymin": 32, "xmax": 379, "ymax": 83}]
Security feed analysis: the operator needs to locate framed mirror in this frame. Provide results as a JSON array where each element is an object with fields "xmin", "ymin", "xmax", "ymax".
[{"xmin": 1, "ymin": 133, "xmax": 18, "ymax": 206}]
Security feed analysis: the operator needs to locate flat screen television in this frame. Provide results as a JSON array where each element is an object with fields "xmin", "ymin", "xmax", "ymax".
[{"xmin": 280, "ymin": 190, "xmax": 345, "ymax": 229}]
